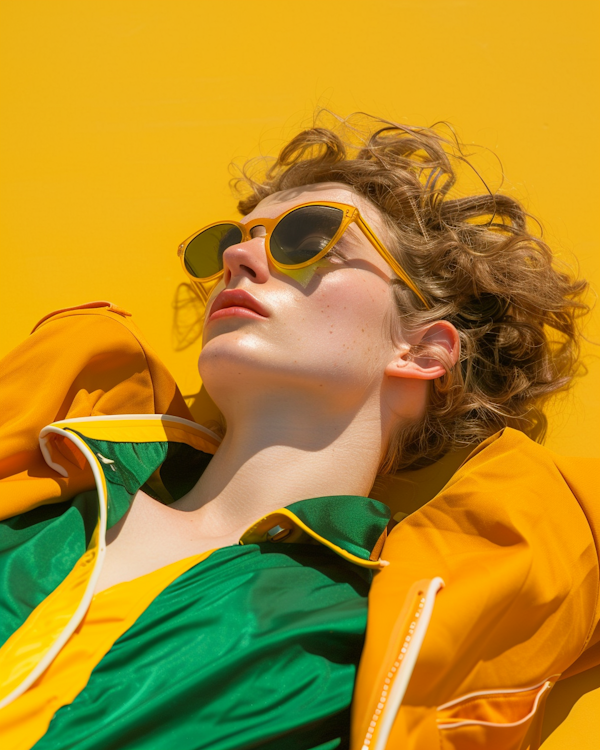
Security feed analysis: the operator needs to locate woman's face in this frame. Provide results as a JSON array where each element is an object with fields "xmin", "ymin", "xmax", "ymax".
[{"xmin": 199, "ymin": 182, "xmax": 405, "ymax": 417}]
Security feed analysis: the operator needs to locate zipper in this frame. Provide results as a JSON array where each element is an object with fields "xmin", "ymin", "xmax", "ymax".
[{"xmin": 361, "ymin": 576, "xmax": 445, "ymax": 750}]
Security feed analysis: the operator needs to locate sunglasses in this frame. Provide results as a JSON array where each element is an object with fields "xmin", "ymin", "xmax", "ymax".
[{"xmin": 177, "ymin": 200, "xmax": 429, "ymax": 308}]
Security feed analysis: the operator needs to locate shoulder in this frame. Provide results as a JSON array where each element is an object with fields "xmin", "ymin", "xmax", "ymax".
[{"xmin": 447, "ymin": 427, "xmax": 598, "ymax": 529}]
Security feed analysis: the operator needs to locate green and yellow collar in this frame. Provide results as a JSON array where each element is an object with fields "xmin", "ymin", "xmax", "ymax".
[{"xmin": 41, "ymin": 414, "xmax": 390, "ymax": 568}]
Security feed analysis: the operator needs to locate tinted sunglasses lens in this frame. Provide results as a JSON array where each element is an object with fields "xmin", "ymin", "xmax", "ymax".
[
  {"xmin": 184, "ymin": 224, "xmax": 243, "ymax": 279},
  {"xmin": 270, "ymin": 205, "xmax": 344, "ymax": 266}
]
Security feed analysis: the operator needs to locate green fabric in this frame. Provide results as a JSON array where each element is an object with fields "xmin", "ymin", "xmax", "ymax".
[
  {"xmin": 0, "ymin": 435, "xmax": 212, "ymax": 648},
  {"xmin": 155, "ymin": 441, "xmax": 213, "ymax": 501},
  {"xmin": 34, "ymin": 542, "xmax": 372, "ymax": 750},
  {"xmin": 0, "ymin": 490, "xmax": 97, "ymax": 648},
  {"xmin": 287, "ymin": 496, "xmax": 389, "ymax": 560},
  {"xmin": 67, "ymin": 433, "xmax": 212, "ymax": 525},
  {"xmin": 70, "ymin": 434, "xmax": 169, "ymax": 528}
]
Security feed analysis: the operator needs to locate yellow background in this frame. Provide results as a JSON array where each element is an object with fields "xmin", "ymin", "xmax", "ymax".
[
  {"xmin": 0, "ymin": 1, "xmax": 599, "ymax": 743},
  {"xmin": 1, "ymin": 0, "xmax": 599, "ymax": 459}
]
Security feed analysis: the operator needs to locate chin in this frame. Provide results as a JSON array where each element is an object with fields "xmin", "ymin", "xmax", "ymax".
[{"xmin": 198, "ymin": 335, "xmax": 280, "ymax": 392}]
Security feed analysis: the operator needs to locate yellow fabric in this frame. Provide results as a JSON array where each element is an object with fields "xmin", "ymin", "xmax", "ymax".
[
  {"xmin": 51, "ymin": 417, "xmax": 220, "ymax": 453},
  {"xmin": 0, "ymin": 551, "xmax": 211, "ymax": 750},
  {"xmin": 0, "ymin": 304, "xmax": 193, "ymax": 521},
  {"xmin": 0, "ymin": 524, "xmax": 101, "ymax": 704},
  {"xmin": 352, "ymin": 429, "xmax": 600, "ymax": 750}
]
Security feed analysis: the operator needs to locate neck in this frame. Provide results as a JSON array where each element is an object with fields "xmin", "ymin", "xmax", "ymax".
[{"xmin": 174, "ymin": 389, "xmax": 385, "ymax": 540}]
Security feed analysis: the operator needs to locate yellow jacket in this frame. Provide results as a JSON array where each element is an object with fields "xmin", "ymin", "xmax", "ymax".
[{"xmin": 0, "ymin": 303, "xmax": 598, "ymax": 750}]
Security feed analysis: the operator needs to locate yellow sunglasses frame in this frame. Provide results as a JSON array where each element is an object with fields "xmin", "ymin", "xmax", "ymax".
[{"xmin": 177, "ymin": 200, "xmax": 429, "ymax": 308}]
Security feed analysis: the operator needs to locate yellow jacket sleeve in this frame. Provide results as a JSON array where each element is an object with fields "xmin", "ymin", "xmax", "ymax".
[{"xmin": 0, "ymin": 302, "xmax": 192, "ymax": 520}]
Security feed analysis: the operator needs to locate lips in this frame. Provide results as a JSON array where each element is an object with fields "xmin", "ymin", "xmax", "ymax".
[{"xmin": 208, "ymin": 289, "xmax": 270, "ymax": 323}]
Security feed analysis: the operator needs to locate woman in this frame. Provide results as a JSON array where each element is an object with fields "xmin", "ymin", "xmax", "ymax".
[{"xmin": 0, "ymin": 114, "xmax": 597, "ymax": 750}]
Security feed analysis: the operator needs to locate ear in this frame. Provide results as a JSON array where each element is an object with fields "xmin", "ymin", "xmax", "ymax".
[{"xmin": 385, "ymin": 320, "xmax": 460, "ymax": 381}]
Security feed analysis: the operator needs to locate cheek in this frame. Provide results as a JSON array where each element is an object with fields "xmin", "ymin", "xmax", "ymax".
[{"xmin": 306, "ymin": 274, "xmax": 392, "ymax": 359}]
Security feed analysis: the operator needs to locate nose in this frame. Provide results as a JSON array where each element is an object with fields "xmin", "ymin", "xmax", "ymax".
[{"xmin": 222, "ymin": 227, "xmax": 270, "ymax": 286}]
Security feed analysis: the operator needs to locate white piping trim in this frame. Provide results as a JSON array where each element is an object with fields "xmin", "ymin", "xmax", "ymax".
[
  {"xmin": 48, "ymin": 413, "xmax": 221, "ymax": 443},
  {"xmin": 39, "ymin": 433, "xmax": 70, "ymax": 477},
  {"xmin": 437, "ymin": 674, "xmax": 561, "ymax": 710},
  {"xmin": 371, "ymin": 576, "xmax": 445, "ymax": 750},
  {"xmin": 38, "ymin": 414, "xmax": 220, "ymax": 480},
  {"xmin": 0, "ymin": 428, "xmax": 108, "ymax": 709},
  {"xmin": 437, "ymin": 680, "xmax": 553, "ymax": 730}
]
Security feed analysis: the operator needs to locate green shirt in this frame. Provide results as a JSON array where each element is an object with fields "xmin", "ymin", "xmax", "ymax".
[{"xmin": 1, "ymin": 420, "xmax": 390, "ymax": 750}]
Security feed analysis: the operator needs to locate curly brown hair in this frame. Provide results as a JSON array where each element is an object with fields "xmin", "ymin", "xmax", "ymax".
[{"xmin": 232, "ymin": 111, "xmax": 590, "ymax": 472}]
